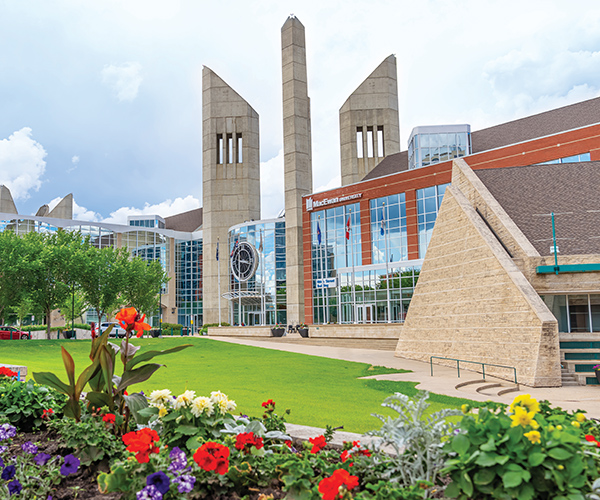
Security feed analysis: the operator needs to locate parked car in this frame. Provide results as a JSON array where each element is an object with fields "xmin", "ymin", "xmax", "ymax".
[
  {"xmin": 99, "ymin": 322, "xmax": 129, "ymax": 338},
  {"xmin": 0, "ymin": 326, "xmax": 30, "ymax": 340}
]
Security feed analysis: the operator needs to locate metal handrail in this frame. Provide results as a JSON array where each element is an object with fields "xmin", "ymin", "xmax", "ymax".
[{"xmin": 430, "ymin": 356, "xmax": 518, "ymax": 385}]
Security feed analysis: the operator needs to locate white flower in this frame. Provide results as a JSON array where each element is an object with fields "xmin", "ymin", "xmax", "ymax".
[
  {"xmin": 210, "ymin": 390, "xmax": 227, "ymax": 403},
  {"xmin": 149, "ymin": 389, "xmax": 172, "ymax": 407},
  {"xmin": 190, "ymin": 396, "xmax": 214, "ymax": 417},
  {"xmin": 226, "ymin": 400, "xmax": 237, "ymax": 412},
  {"xmin": 217, "ymin": 399, "xmax": 229, "ymax": 414},
  {"xmin": 173, "ymin": 390, "xmax": 196, "ymax": 410}
]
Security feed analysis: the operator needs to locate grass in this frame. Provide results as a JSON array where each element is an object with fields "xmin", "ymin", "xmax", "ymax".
[{"xmin": 0, "ymin": 337, "xmax": 475, "ymax": 433}]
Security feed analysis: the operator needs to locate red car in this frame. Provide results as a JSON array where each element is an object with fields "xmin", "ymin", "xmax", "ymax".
[{"xmin": 0, "ymin": 326, "xmax": 30, "ymax": 340}]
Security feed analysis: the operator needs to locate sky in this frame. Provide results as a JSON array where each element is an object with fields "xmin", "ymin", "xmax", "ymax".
[{"xmin": 1, "ymin": 0, "xmax": 599, "ymax": 225}]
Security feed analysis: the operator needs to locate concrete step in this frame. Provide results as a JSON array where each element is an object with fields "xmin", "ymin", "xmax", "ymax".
[{"xmin": 251, "ymin": 337, "xmax": 398, "ymax": 351}]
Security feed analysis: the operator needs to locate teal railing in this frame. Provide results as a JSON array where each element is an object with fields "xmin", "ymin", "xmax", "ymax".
[{"xmin": 430, "ymin": 356, "xmax": 518, "ymax": 385}]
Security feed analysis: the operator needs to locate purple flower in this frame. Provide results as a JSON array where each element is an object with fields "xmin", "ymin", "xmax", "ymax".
[
  {"xmin": 168, "ymin": 447, "xmax": 187, "ymax": 472},
  {"xmin": 60, "ymin": 454, "xmax": 80, "ymax": 476},
  {"xmin": 22, "ymin": 441, "xmax": 38, "ymax": 454},
  {"xmin": 1, "ymin": 465, "xmax": 15, "ymax": 480},
  {"xmin": 34, "ymin": 453, "xmax": 51, "ymax": 466},
  {"xmin": 136, "ymin": 484, "xmax": 163, "ymax": 500},
  {"xmin": 0, "ymin": 424, "xmax": 16, "ymax": 441},
  {"xmin": 173, "ymin": 474, "xmax": 196, "ymax": 493},
  {"xmin": 7, "ymin": 479, "xmax": 21, "ymax": 496},
  {"xmin": 146, "ymin": 471, "xmax": 170, "ymax": 495},
  {"xmin": 0, "ymin": 446, "xmax": 8, "ymax": 454}
]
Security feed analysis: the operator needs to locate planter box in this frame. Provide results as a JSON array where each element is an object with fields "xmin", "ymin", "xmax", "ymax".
[
  {"xmin": 298, "ymin": 328, "xmax": 309, "ymax": 338},
  {"xmin": 271, "ymin": 328, "xmax": 285, "ymax": 337}
]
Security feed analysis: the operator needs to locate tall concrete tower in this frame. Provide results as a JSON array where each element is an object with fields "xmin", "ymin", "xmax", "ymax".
[
  {"xmin": 339, "ymin": 55, "xmax": 400, "ymax": 185},
  {"xmin": 202, "ymin": 67, "xmax": 260, "ymax": 325},
  {"xmin": 282, "ymin": 15, "xmax": 312, "ymax": 324}
]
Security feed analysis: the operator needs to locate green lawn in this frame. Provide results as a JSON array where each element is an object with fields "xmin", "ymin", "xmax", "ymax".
[{"xmin": 0, "ymin": 337, "xmax": 473, "ymax": 433}]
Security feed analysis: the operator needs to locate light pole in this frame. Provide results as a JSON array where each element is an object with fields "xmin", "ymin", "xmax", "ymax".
[{"xmin": 158, "ymin": 285, "xmax": 162, "ymax": 336}]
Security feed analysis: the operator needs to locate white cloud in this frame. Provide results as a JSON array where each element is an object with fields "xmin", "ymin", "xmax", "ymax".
[
  {"xmin": 102, "ymin": 195, "xmax": 201, "ymax": 225},
  {"xmin": 71, "ymin": 155, "xmax": 79, "ymax": 164},
  {"xmin": 0, "ymin": 128, "xmax": 47, "ymax": 200},
  {"xmin": 46, "ymin": 196, "xmax": 101, "ymax": 222},
  {"xmin": 101, "ymin": 62, "xmax": 143, "ymax": 102}
]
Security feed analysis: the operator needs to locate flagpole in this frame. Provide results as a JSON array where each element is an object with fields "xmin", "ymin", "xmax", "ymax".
[
  {"xmin": 317, "ymin": 216, "xmax": 323, "ymax": 323},
  {"xmin": 260, "ymin": 229, "xmax": 265, "ymax": 326},
  {"xmin": 323, "ymin": 227, "xmax": 330, "ymax": 324},
  {"xmin": 383, "ymin": 203, "xmax": 391, "ymax": 323},
  {"xmin": 217, "ymin": 238, "xmax": 221, "ymax": 327}
]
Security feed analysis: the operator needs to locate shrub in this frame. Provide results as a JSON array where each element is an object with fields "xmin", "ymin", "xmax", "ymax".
[
  {"xmin": 0, "ymin": 379, "xmax": 66, "ymax": 431},
  {"xmin": 442, "ymin": 395, "xmax": 600, "ymax": 499}
]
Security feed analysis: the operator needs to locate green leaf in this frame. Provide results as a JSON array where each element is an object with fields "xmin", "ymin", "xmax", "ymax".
[
  {"xmin": 475, "ymin": 452, "xmax": 499, "ymax": 467},
  {"xmin": 502, "ymin": 471, "xmax": 523, "ymax": 489},
  {"xmin": 459, "ymin": 472, "xmax": 473, "ymax": 497},
  {"xmin": 443, "ymin": 481, "xmax": 460, "ymax": 498},
  {"xmin": 75, "ymin": 356, "xmax": 101, "ymax": 395},
  {"xmin": 452, "ymin": 434, "xmax": 470, "ymax": 455},
  {"xmin": 116, "ymin": 364, "xmax": 162, "ymax": 392},
  {"xmin": 86, "ymin": 391, "xmax": 112, "ymax": 409},
  {"xmin": 186, "ymin": 435, "xmax": 203, "ymax": 452},
  {"xmin": 136, "ymin": 406, "xmax": 159, "ymax": 418},
  {"xmin": 519, "ymin": 482, "xmax": 535, "ymax": 500},
  {"xmin": 547, "ymin": 447, "xmax": 572, "ymax": 460},
  {"xmin": 174, "ymin": 425, "xmax": 199, "ymax": 436},
  {"xmin": 61, "ymin": 347, "xmax": 76, "ymax": 388},
  {"xmin": 480, "ymin": 436, "xmax": 496, "ymax": 452},
  {"xmin": 32, "ymin": 372, "xmax": 71, "ymax": 395},
  {"xmin": 123, "ymin": 392, "xmax": 150, "ymax": 425},
  {"xmin": 528, "ymin": 452, "xmax": 545, "ymax": 467},
  {"xmin": 128, "ymin": 344, "xmax": 193, "ymax": 369},
  {"xmin": 474, "ymin": 468, "xmax": 496, "ymax": 486}
]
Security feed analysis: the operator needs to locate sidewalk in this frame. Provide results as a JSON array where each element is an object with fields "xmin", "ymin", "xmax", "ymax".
[{"xmin": 208, "ymin": 336, "xmax": 600, "ymax": 418}]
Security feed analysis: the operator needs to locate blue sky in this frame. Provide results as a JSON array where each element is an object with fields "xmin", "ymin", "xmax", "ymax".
[{"xmin": 1, "ymin": 0, "xmax": 599, "ymax": 223}]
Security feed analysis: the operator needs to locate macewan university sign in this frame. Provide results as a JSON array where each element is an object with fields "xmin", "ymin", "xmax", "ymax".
[{"xmin": 306, "ymin": 193, "xmax": 362, "ymax": 212}]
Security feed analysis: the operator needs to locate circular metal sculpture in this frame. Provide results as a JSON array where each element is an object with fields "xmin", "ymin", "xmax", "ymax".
[{"xmin": 230, "ymin": 241, "xmax": 259, "ymax": 282}]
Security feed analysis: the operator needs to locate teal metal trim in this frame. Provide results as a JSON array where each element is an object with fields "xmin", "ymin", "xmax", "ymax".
[{"xmin": 536, "ymin": 263, "xmax": 600, "ymax": 274}]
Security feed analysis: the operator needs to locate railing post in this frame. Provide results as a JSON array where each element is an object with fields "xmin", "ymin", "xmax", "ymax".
[
  {"xmin": 430, "ymin": 357, "xmax": 433, "ymax": 377},
  {"xmin": 482, "ymin": 363, "xmax": 485, "ymax": 380},
  {"xmin": 457, "ymin": 360, "xmax": 460, "ymax": 378}
]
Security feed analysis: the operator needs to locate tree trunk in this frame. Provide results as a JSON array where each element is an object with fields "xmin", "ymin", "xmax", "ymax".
[{"xmin": 46, "ymin": 310, "xmax": 52, "ymax": 339}]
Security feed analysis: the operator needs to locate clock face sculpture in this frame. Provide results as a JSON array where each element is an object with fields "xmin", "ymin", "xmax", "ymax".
[{"xmin": 230, "ymin": 241, "xmax": 259, "ymax": 282}]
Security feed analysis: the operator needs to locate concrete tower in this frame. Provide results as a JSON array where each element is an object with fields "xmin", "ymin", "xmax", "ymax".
[
  {"xmin": 282, "ymin": 15, "xmax": 312, "ymax": 325},
  {"xmin": 0, "ymin": 186, "xmax": 17, "ymax": 214},
  {"xmin": 339, "ymin": 55, "xmax": 400, "ymax": 185},
  {"xmin": 48, "ymin": 194, "xmax": 73, "ymax": 219},
  {"xmin": 202, "ymin": 67, "xmax": 260, "ymax": 325}
]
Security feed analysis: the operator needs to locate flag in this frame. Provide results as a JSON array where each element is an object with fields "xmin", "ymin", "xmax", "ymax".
[
  {"xmin": 216, "ymin": 241, "xmax": 219, "ymax": 261},
  {"xmin": 380, "ymin": 209, "xmax": 385, "ymax": 236},
  {"xmin": 230, "ymin": 239, "xmax": 238, "ymax": 257},
  {"xmin": 317, "ymin": 222, "xmax": 322, "ymax": 245},
  {"xmin": 259, "ymin": 232, "xmax": 263, "ymax": 252},
  {"xmin": 345, "ymin": 216, "xmax": 351, "ymax": 240},
  {"xmin": 390, "ymin": 253, "xmax": 393, "ymax": 262}
]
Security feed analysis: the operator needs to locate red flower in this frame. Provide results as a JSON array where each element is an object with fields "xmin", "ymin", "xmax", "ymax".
[
  {"xmin": 235, "ymin": 432, "xmax": 264, "ymax": 454},
  {"xmin": 42, "ymin": 408, "xmax": 54, "ymax": 419},
  {"xmin": 309, "ymin": 435, "xmax": 327, "ymax": 454},
  {"xmin": 340, "ymin": 440, "xmax": 371, "ymax": 465},
  {"xmin": 115, "ymin": 307, "xmax": 151, "ymax": 337},
  {"xmin": 318, "ymin": 469, "xmax": 359, "ymax": 500},
  {"xmin": 0, "ymin": 367, "xmax": 17, "ymax": 378},
  {"xmin": 102, "ymin": 413, "xmax": 116, "ymax": 424},
  {"xmin": 193, "ymin": 442, "xmax": 230, "ymax": 475},
  {"xmin": 284, "ymin": 440, "xmax": 293, "ymax": 449},
  {"xmin": 261, "ymin": 399, "xmax": 275, "ymax": 408},
  {"xmin": 122, "ymin": 428, "xmax": 160, "ymax": 463},
  {"xmin": 585, "ymin": 435, "xmax": 600, "ymax": 447}
]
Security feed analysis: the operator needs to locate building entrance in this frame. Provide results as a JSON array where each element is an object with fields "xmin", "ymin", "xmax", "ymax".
[{"xmin": 356, "ymin": 304, "xmax": 376, "ymax": 323}]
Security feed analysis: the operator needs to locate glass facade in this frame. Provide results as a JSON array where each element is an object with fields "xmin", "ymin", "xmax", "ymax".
[
  {"xmin": 370, "ymin": 194, "xmax": 407, "ymax": 264},
  {"xmin": 175, "ymin": 239, "xmax": 203, "ymax": 328},
  {"xmin": 539, "ymin": 152, "xmax": 591, "ymax": 165},
  {"xmin": 542, "ymin": 294, "xmax": 600, "ymax": 333},
  {"xmin": 228, "ymin": 220, "xmax": 286, "ymax": 326},
  {"xmin": 417, "ymin": 183, "xmax": 450, "ymax": 258},
  {"xmin": 408, "ymin": 125, "xmax": 471, "ymax": 170}
]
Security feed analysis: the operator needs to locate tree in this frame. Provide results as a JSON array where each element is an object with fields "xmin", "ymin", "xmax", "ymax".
[
  {"xmin": 59, "ymin": 289, "xmax": 88, "ymax": 325},
  {"xmin": 28, "ymin": 230, "xmax": 86, "ymax": 338},
  {"xmin": 78, "ymin": 245, "xmax": 129, "ymax": 327},
  {"xmin": 0, "ymin": 230, "xmax": 32, "ymax": 324},
  {"xmin": 120, "ymin": 257, "xmax": 168, "ymax": 318}
]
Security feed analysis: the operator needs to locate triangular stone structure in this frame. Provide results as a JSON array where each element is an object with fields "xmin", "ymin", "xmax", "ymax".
[
  {"xmin": 0, "ymin": 185, "xmax": 18, "ymax": 214},
  {"xmin": 48, "ymin": 194, "xmax": 73, "ymax": 219}
]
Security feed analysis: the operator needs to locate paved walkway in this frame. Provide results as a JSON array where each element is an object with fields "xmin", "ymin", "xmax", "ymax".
[{"xmin": 208, "ymin": 336, "xmax": 600, "ymax": 418}]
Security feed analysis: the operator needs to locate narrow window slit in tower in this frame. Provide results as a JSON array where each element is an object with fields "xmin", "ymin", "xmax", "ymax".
[
  {"xmin": 217, "ymin": 134, "xmax": 223, "ymax": 164},
  {"xmin": 377, "ymin": 126, "xmax": 384, "ymax": 157},
  {"xmin": 356, "ymin": 127, "xmax": 364, "ymax": 159},
  {"xmin": 367, "ymin": 127, "xmax": 374, "ymax": 158},
  {"xmin": 227, "ymin": 134, "xmax": 233, "ymax": 164},
  {"xmin": 236, "ymin": 134, "xmax": 243, "ymax": 163}
]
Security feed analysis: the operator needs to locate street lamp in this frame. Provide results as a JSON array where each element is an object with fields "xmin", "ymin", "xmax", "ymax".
[{"xmin": 158, "ymin": 285, "xmax": 162, "ymax": 336}]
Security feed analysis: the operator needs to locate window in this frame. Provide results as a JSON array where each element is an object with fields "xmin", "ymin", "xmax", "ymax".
[
  {"xmin": 356, "ymin": 128, "xmax": 364, "ymax": 158},
  {"xmin": 417, "ymin": 183, "xmax": 449, "ymax": 258},
  {"xmin": 377, "ymin": 126, "xmax": 384, "ymax": 157},
  {"xmin": 227, "ymin": 134, "xmax": 233, "ymax": 164},
  {"xmin": 217, "ymin": 134, "xmax": 223, "ymax": 164},
  {"xmin": 236, "ymin": 134, "xmax": 243, "ymax": 163},
  {"xmin": 366, "ymin": 127, "xmax": 374, "ymax": 158}
]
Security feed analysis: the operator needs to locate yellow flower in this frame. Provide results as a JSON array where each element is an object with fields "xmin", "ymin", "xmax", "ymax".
[
  {"xmin": 572, "ymin": 421, "xmax": 580, "ymax": 428},
  {"xmin": 576, "ymin": 413, "xmax": 586, "ymax": 422},
  {"xmin": 557, "ymin": 464, "xmax": 564, "ymax": 470},
  {"xmin": 510, "ymin": 406, "xmax": 537, "ymax": 428},
  {"xmin": 548, "ymin": 425, "xmax": 555, "ymax": 432},
  {"xmin": 158, "ymin": 406, "xmax": 168, "ymax": 418},
  {"xmin": 461, "ymin": 404, "xmax": 469, "ymax": 414},
  {"xmin": 524, "ymin": 430, "xmax": 541, "ymax": 444},
  {"xmin": 557, "ymin": 425, "xmax": 563, "ymax": 431},
  {"xmin": 508, "ymin": 394, "xmax": 540, "ymax": 415}
]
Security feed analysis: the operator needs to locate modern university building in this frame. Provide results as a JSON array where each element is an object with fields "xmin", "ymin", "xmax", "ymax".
[{"xmin": 3, "ymin": 16, "xmax": 600, "ymax": 387}]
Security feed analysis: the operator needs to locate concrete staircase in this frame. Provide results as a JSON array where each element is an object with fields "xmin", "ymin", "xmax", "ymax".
[
  {"xmin": 560, "ymin": 338, "xmax": 600, "ymax": 386},
  {"xmin": 455, "ymin": 378, "xmax": 521, "ymax": 397},
  {"xmin": 255, "ymin": 336, "xmax": 398, "ymax": 351}
]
